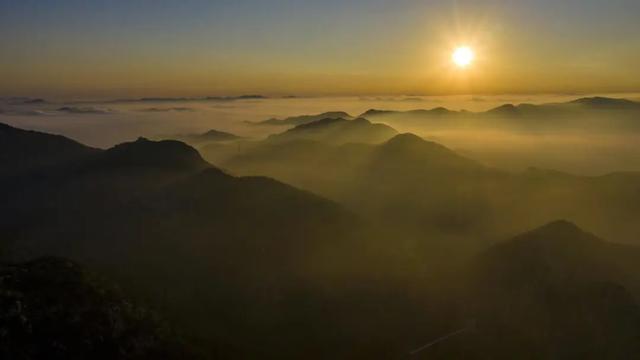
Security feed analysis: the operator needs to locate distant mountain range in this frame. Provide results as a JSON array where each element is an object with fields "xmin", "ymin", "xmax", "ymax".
[
  {"xmin": 362, "ymin": 96, "xmax": 640, "ymax": 118},
  {"xmin": 210, "ymin": 117, "xmax": 640, "ymax": 244},
  {"xmin": 248, "ymin": 111, "xmax": 354, "ymax": 126},
  {"xmin": 359, "ymin": 96, "xmax": 640, "ymax": 133}
]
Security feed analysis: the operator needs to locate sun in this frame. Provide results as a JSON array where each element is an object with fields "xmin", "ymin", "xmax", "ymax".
[{"xmin": 452, "ymin": 46, "xmax": 474, "ymax": 68}]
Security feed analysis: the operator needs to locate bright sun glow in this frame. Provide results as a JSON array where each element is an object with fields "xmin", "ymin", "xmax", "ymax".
[{"xmin": 452, "ymin": 46, "xmax": 475, "ymax": 68}]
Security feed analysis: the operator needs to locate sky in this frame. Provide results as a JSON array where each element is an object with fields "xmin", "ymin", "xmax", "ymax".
[{"xmin": 1, "ymin": 0, "xmax": 639, "ymax": 98}]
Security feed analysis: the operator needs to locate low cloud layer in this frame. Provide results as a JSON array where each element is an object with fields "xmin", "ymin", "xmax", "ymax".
[{"xmin": 2, "ymin": 93, "xmax": 640, "ymax": 175}]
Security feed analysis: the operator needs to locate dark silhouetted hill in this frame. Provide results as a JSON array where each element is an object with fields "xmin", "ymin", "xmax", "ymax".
[
  {"xmin": 0, "ymin": 125, "xmax": 367, "ymax": 358},
  {"xmin": 475, "ymin": 220, "xmax": 640, "ymax": 288},
  {"xmin": 446, "ymin": 221, "xmax": 640, "ymax": 359},
  {"xmin": 0, "ymin": 122, "xmax": 98, "ymax": 177},
  {"xmin": 86, "ymin": 137, "xmax": 210, "ymax": 172}
]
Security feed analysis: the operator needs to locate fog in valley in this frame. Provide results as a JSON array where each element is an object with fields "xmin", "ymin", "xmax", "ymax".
[
  {"xmin": 3, "ymin": 93, "xmax": 640, "ymax": 175},
  {"xmin": 4, "ymin": 94, "xmax": 640, "ymax": 358}
]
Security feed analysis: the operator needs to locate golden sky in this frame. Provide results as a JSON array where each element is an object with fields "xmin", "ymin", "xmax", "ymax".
[{"xmin": 1, "ymin": 0, "xmax": 639, "ymax": 98}]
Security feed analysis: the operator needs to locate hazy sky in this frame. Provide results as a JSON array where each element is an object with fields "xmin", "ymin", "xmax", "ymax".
[{"xmin": 2, "ymin": 0, "xmax": 639, "ymax": 98}]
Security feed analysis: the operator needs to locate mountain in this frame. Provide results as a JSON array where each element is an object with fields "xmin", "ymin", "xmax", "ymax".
[
  {"xmin": 4, "ymin": 121, "xmax": 640, "ymax": 358},
  {"xmin": 219, "ymin": 132, "xmax": 498, "ymax": 246},
  {"xmin": 0, "ymin": 130, "xmax": 355, "ymax": 268},
  {"xmin": 218, "ymin": 127, "xmax": 640, "ymax": 245},
  {"xmin": 361, "ymin": 96, "xmax": 640, "ymax": 119},
  {"xmin": 86, "ymin": 137, "xmax": 211, "ymax": 172},
  {"xmin": 267, "ymin": 117, "xmax": 398, "ymax": 145},
  {"xmin": 485, "ymin": 103, "xmax": 520, "ymax": 116},
  {"xmin": 359, "ymin": 96, "xmax": 640, "ymax": 133},
  {"xmin": 248, "ymin": 111, "xmax": 353, "ymax": 126},
  {"xmin": 373, "ymin": 133, "xmax": 478, "ymax": 168},
  {"xmin": 0, "ymin": 122, "xmax": 98, "ymax": 177},
  {"xmin": 196, "ymin": 129, "xmax": 242, "ymax": 141},
  {"xmin": 362, "ymin": 133, "xmax": 486, "ymax": 196},
  {"xmin": 348, "ymin": 133, "xmax": 499, "ymax": 238},
  {"xmin": 165, "ymin": 129, "xmax": 242, "ymax": 146},
  {"xmin": 445, "ymin": 221, "xmax": 640, "ymax": 359},
  {"xmin": 569, "ymin": 96, "xmax": 640, "ymax": 109},
  {"xmin": 0, "ymin": 124, "xmax": 365, "ymax": 358},
  {"xmin": 475, "ymin": 220, "xmax": 640, "ymax": 289},
  {"xmin": 0, "ymin": 257, "xmax": 200, "ymax": 360}
]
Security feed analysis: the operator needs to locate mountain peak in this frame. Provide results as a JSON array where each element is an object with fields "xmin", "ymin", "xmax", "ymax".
[
  {"xmin": 378, "ymin": 133, "xmax": 477, "ymax": 167},
  {"xmin": 96, "ymin": 138, "xmax": 210, "ymax": 171},
  {"xmin": 501, "ymin": 219, "xmax": 601, "ymax": 252},
  {"xmin": 183, "ymin": 129, "xmax": 241, "ymax": 144},
  {"xmin": 360, "ymin": 109, "xmax": 394, "ymax": 117},
  {"xmin": 476, "ymin": 220, "xmax": 608, "ymax": 288},
  {"xmin": 202, "ymin": 129, "xmax": 238, "ymax": 138},
  {"xmin": 529, "ymin": 219, "xmax": 585, "ymax": 236},
  {"xmin": 383, "ymin": 133, "xmax": 427, "ymax": 147},
  {"xmin": 487, "ymin": 103, "xmax": 518, "ymax": 115},
  {"xmin": 429, "ymin": 106, "xmax": 453, "ymax": 114}
]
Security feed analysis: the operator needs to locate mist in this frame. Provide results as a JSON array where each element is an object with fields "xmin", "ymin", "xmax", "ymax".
[
  {"xmin": 3, "ymin": 93, "xmax": 640, "ymax": 176},
  {"xmin": 4, "ymin": 93, "xmax": 640, "ymax": 358}
]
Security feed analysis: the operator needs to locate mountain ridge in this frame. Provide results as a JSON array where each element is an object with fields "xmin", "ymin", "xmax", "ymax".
[
  {"xmin": 266, "ymin": 116, "xmax": 398, "ymax": 145},
  {"xmin": 248, "ymin": 111, "xmax": 354, "ymax": 127},
  {"xmin": 0, "ymin": 122, "xmax": 99, "ymax": 177},
  {"xmin": 358, "ymin": 96, "xmax": 640, "ymax": 118}
]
